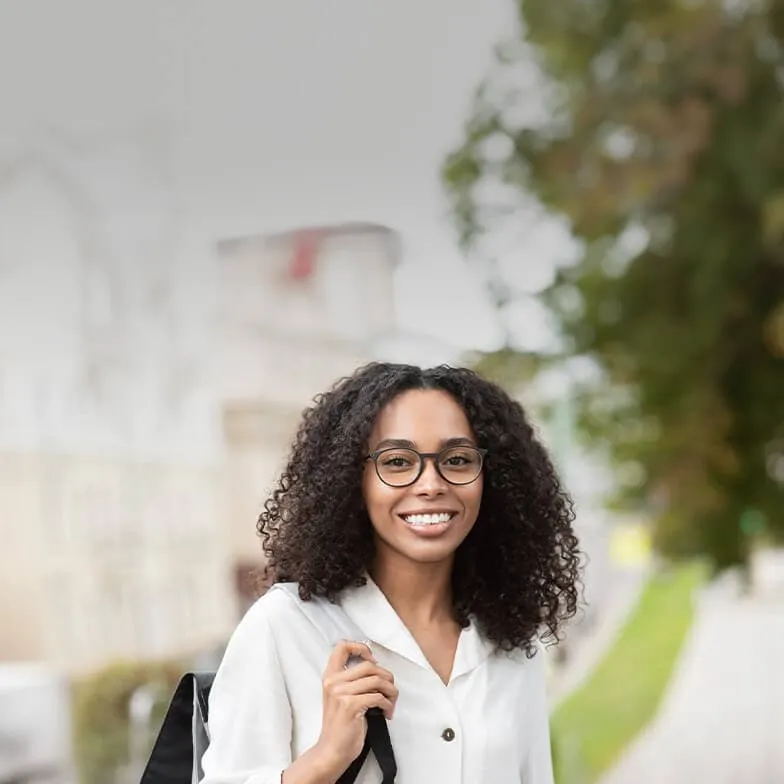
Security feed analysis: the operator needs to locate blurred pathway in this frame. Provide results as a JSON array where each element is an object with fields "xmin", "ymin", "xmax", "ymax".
[
  {"xmin": 600, "ymin": 558, "xmax": 784, "ymax": 784},
  {"xmin": 548, "ymin": 567, "xmax": 646, "ymax": 706}
]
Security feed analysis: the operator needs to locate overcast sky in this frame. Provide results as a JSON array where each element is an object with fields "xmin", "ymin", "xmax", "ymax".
[{"xmin": 1, "ymin": 0, "xmax": 571, "ymax": 357}]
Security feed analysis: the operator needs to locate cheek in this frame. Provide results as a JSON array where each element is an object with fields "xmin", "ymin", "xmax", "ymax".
[
  {"xmin": 362, "ymin": 468, "xmax": 398, "ymax": 516},
  {"xmin": 459, "ymin": 479, "xmax": 484, "ymax": 515}
]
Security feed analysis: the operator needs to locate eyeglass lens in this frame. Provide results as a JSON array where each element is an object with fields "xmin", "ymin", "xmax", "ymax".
[{"xmin": 374, "ymin": 446, "xmax": 483, "ymax": 486}]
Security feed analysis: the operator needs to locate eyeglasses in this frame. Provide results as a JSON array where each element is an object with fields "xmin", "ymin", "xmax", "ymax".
[{"xmin": 366, "ymin": 445, "xmax": 487, "ymax": 488}]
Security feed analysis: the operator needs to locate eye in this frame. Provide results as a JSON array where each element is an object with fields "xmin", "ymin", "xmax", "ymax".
[
  {"xmin": 440, "ymin": 448, "xmax": 479, "ymax": 468},
  {"xmin": 385, "ymin": 456, "xmax": 411, "ymax": 467},
  {"xmin": 378, "ymin": 449, "xmax": 418, "ymax": 470}
]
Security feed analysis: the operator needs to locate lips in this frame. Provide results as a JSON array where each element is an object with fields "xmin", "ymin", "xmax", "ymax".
[
  {"xmin": 398, "ymin": 512, "xmax": 456, "ymax": 539},
  {"xmin": 399, "ymin": 511, "xmax": 457, "ymax": 527}
]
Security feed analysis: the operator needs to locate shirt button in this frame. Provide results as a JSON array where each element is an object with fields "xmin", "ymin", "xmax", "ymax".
[{"xmin": 441, "ymin": 727, "xmax": 456, "ymax": 742}]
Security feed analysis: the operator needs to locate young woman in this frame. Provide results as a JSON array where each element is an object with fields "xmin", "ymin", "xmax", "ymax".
[{"xmin": 200, "ymin": 363, "xmax": 581, "ymax": 784}]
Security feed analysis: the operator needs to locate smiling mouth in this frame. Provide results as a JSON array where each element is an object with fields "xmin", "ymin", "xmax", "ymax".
[{"xmin": 400, "ymin": 512, "xmax": 456, "ymax": 527}]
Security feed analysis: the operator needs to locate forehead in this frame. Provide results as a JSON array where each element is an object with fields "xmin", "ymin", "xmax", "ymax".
[{"xmin": 369, "ymin": 389, "xmax": 473, "ymax": 445}]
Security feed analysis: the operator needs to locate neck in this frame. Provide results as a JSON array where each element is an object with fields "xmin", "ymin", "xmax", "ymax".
[{"xmin": 369, "ymin": 550, "xmax": 454, "ymax": 626}]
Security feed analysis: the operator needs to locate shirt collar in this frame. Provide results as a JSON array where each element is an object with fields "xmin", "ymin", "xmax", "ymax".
[{"xmin": 339, "ymin": 574, "xmax": 495, "ymax": 682}]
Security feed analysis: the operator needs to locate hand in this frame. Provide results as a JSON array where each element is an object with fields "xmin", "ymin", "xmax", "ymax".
[{"xmin": 312, "ymin": 640, "xmax": 398, "ymax": 777}]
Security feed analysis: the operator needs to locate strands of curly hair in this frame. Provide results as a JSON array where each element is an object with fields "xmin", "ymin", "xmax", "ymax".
[{"xmin": 257, "ymin": 362, "xmax": 582, "ymax": 656}]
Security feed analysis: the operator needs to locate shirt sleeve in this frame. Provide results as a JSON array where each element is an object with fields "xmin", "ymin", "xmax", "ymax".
[
  {"xmin": 521, "ymin": 643, "xmax": 555, "ymax": 784},
  {"xmin": 200, "ymin": 601, "xmax": 292, "ymax": 784}
]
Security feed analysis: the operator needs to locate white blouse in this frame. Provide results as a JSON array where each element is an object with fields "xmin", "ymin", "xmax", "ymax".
[{"xmin": 200, "ymin": 577, "xmax": 554, "ymax": 784}]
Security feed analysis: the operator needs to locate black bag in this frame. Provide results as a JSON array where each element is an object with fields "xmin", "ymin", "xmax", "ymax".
[
  {"xmin": 140, "ymin": 584, "xmax": 396, "ymax": 784},
  {"xmin": 139, "ymin": 672, "xmax": 394, "ymax": 784},
  {"xmin": 139, "ymin": 672, "xmax": 213, "ymax": 784}
]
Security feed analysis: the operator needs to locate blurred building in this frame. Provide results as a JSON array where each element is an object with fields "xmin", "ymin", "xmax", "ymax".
[
  {"xmin": 0, "ymin": 136, "xmax": 230, "ymax": 676},
  {"xmin": 219, "ymin": 223, "xmax": 400, "ymax": 612},
  {"xmin": 0, "ymin": 134, "xmax": 399, "ymax": 675}
]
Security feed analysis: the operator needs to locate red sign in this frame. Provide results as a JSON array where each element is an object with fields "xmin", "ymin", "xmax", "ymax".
[{"xmin": 287, "ymin": 231, "xmax": 320, "ymax": 280}]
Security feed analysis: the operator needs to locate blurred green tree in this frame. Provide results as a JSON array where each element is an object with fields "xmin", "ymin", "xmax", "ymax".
[{"xmin": 444, "ymin": 0, "xmax": 784, "ymax": 570}]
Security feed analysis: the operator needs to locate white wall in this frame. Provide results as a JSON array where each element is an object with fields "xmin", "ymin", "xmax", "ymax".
[
  {"xmin": 0, "ymin": 136, "xmax": 220, "ymax": 463},
  {"xmin": 0, "ymin": 133, "xmax": 230, "ymax": 672}
]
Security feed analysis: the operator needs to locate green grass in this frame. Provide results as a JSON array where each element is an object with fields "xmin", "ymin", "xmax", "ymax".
[{"xmin": 550, "ymin": 562, "xmax": 706, "ymax": 783}]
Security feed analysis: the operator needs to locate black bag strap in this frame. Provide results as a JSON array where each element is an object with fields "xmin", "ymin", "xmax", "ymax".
[
  {"xmin": 335, "ymin": 708, "xmax": 396, "ymax": 784},
  {"xmin": 139, "ymin": 672, "xmax": 213, "ymax": 784}
]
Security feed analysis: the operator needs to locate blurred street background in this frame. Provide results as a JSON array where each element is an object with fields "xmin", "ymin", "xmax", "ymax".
[{"xmin": 0, "ymin": 1, "xmax": 782, "ymax": 783}]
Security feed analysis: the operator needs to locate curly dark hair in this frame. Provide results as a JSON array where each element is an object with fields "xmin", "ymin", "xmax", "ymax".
[{"xmin": 257, "ymin": 362, "xmax": 581, "ymax": 655}]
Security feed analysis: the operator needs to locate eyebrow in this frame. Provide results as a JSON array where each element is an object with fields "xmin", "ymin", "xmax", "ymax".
[{"xmin": 372, "ymin": 436, "xmax": 476, "ymax": 450}]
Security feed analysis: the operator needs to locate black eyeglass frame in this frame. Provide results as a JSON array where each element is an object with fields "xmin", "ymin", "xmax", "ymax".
[{"xmin": 365, "ymin": 446, "xmax": 488, "ymax": 488}]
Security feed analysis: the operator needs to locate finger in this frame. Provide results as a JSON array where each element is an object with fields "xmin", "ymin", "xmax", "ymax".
[
  {"xmin": 332, "ymin": 675, "xmax": 399, "ymax": 701},
  {"xmin": 331, "ymin": 661, "xmax": 394, "ymax": 683},
  {"xmin": 346, "ymin": 691, "xmax": 396, "ymax": 720},
  {"xmin": 323, "ymin": 663, "xmax": 394, "ymax": 695},
  {"xmin": 324, "ymin": 640, "xmax": 375, "ymax": 674}
]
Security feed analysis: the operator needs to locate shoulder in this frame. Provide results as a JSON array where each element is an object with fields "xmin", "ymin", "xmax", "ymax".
[
  {"xmin": 235, "ymin": 582, "xmax": 306, "ymax": 635},
  {"xmin": 491, "ymin": 637, "xmax": 550, "ymax": 679},
  {"xmin": 245, "ymin": 582, "xmax": 301, "ymax": 619},
  {"xmin": 222, "ymin": 582, "xmax": 311, "ymax": 654}
]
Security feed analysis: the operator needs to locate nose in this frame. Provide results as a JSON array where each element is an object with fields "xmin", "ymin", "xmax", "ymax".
[{"xmin": 414, "ymin": 456, "xmax": 448, "ymax": 494}]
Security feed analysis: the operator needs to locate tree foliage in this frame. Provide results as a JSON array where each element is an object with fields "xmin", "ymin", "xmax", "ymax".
[{"xmin": 444, "ymin": 0, "xmax": 784, "ymax": 569}]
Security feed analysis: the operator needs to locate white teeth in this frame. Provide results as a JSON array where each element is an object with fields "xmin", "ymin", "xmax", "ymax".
[{"xmin": 402, "ymin": 513, "xmax": 453, "ymax": 526}]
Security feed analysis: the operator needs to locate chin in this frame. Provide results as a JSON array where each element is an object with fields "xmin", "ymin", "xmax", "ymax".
[
  {"xmin": 378, "ymin": 536, "xmax": 462, "ymax": 566},
  {"xmin": 404, "ymin": 548, "xmax": 457, "ymax": 565}
]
